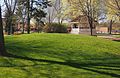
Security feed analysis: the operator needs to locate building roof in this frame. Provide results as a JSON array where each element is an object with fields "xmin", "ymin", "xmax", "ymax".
[{"xmin": 71, "ymin": 15, "xmax": 97, "ymax": 23}]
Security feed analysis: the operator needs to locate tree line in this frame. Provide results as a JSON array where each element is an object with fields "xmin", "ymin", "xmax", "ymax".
[
  {"xmin": 0, "ymin": 0, "xmax": 51, "ymax": 56},
  {"xmin": 3, "ymin": 0, "xmax": 51, "ymax": 35}
]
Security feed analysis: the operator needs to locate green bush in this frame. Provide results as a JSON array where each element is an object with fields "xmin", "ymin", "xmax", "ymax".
[{"xmin": 43, "ymin": 23, "xmax": 67, "ymax": 33}]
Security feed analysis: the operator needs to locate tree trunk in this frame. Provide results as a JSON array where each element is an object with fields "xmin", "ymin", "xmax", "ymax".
[
  {"xmin": 7, "ymin": 20, "xmax": 11, "ymax": 35},
  {"xmin": 37, "ymin": 22, "xmax": 40, "ymax": 33},
  {"xmin": 109, "ymin": 20, "xmax": 113, "ymax": 34},
  {"xmin": 60, "ymin": 18, "xmax": 63, "ymax": 24},
  {"xmin": 89, "ymin": 23, "xmax": 93, "ymax": 36},
  {"xmin": 48, "ymin": 13, "xmax": 51, "ymax": 24},
  {"xmin": 0, "ymin": 6, "xmax": 7, "ymax": 56},
  {"xmin": 27, "ymin": 0, "xmax": 30, "ymax": 34},
  {"xmin": 5, "ymin": 19, "xmax": 8, "ymax": 33},
  {"xmin": 7, "ymin": 17, "xmax": 12, "ymax": 35},
  {"xmin": 22, "ymin": 19, "xmax": 25, "ymax": 34},
  {"xmin": 88, "ymin": 17, "xmax": 93, "ymax": 36}
]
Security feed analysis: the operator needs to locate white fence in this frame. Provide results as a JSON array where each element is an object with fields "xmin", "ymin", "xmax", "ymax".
[{"xmin": 71, "ymin": 28, "xmax": 96, "ymax": 35}]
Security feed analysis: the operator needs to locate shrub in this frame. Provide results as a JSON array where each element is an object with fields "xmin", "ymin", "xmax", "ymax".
[{"xmin": 43, "ymin": 23, "xmax": 67, "ymax": 33}]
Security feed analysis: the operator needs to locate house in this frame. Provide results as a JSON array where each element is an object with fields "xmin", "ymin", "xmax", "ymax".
[
  {"xmin": 111, "ymin": 23, "xmax": 120, "ymax": 34},
  {"xmin": 96, "ymin": 23, "xmax": 108, "ymax": 33},
  {"xmin": 96, "ymin": 23, "xmax": 120, "ymax": 34},
  {"xmin": 16, "ymin": 18, "xmax": 38, "ymax": 31},
  {"xmin": 68, "ymin": 15, "xmax": 97, "ymax": 35}
]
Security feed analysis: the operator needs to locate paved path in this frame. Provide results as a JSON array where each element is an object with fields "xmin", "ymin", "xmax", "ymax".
[{"xmin": 97, "ymin": 35, "xmax": 120, "ymax": 41}]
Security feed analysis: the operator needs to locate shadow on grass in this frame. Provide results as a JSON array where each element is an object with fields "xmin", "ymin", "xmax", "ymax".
[
  {"xmin": 94, "ymin": 67, "xmax": 120, "ymax": 71},
  {"xmin": 113, "ymin": 40, "xmax": 120, "ymax": 42},
  {"xmin": 2, "ymin": 53, "xmax": 120, "ymax": 78},
  {"xmin": 4, "ymin": 39, "xmax": 120, "ymax": 77}
]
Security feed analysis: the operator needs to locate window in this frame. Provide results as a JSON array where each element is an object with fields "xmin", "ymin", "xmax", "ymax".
[{"xmin": 73, "ymin": 24, "xmax": 78, "ymax": 28}]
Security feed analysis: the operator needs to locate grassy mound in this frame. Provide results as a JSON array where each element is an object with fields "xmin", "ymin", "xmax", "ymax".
[{"xmin": 0, "ymin": 33, "xmax": 120, "ymax": 78}]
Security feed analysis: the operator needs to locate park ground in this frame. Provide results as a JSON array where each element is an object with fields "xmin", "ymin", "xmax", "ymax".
[{"xmin": 0, "ymin": 33, "xmax": 120, "ymax": 78}]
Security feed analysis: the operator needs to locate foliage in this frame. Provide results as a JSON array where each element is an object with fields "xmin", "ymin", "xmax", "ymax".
[
  {"xmin": 67, "ymin": 0, "xmax": 100, "ymax": 35},
  {"xmin": 16, "ymin": 0, "xmax": 51, "ymax": 34},
  {"xmin": 43, "ymin": 23, "xmax": 67, "ymax": 33},
  {"xmin": 105, "ymin": 0, "xmax": 120, "ymax": 21}
]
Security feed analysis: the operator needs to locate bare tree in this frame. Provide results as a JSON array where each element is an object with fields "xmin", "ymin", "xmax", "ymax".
[
  {"xmin": 68, "ymin": 0, "xmax": 99, "ymax": 35},
  {"xmin": 105, "ymin": 0, "xmax": 120, "ymax": 34},
  {"xmin": 0, "ymin": 6, "xmax": 7, "ymax": 56},
  {"xmin": 4, "ymin": 0, "xmax": 17, "ymax": 35},
  {"xmin": 16, "ymin": 0, "xmax": 27, "ymax": 34},
  {"xmin": 46, "ymin": 0, "xmax": 67, "ymax": 24}
]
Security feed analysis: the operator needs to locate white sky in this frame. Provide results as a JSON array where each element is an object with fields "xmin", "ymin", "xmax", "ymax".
[
  {"xmin": 0, "ymin": 0, "xmax": 4, "ymax": 6},
  {"xmin": 0, "ymin": 0, "xmax": 6, "ymax": 16}
]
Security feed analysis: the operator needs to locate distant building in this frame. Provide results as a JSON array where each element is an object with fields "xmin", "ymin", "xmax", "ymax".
[
  {"xmin": 112, "ymin": 23, "xmax": 120, "ymax": 34},
  {"xmin": 96, "ymin": 23, "xmax": 108, "ymax": 33},
  {"xmin": 97, "ymin": 23, "xmax": 120, "ymax": 34},
  {"xmin": 17, "ymin": 19, "xmax": 37, "ymax": 31},
  {"xmin": 68, "ymin": 15, "xmax": 97, "ymax": 35}
]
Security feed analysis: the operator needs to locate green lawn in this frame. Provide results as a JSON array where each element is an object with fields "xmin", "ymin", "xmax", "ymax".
[
  {"xmin": 116, "ymin": 35, "xmax": 120, "ymax": 38},
  {"xmin": 0, "ymin": 33, "xmax": 120, "ymax": 78}
]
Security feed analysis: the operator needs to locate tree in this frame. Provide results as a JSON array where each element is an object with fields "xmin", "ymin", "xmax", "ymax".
[
  {"xmin": 67, "ymin": 0, "xmax": 100, "ymax": 35},
  {"xmin": 32, "ymin": 8, "xmax": 46, "ymax": 33},
  {"xmin": 16, "ymin": 0, "xmax": 27, "ymax": 34},
  {"xmin": 45, "ymin": 0, "xmax": 69, "ymax": 24},
  {"xmin": 106, "ymin": 0, "xmax": 120, "ymax": 19},
  {"xmin": 26, "ymin": 0, "xmax": 31, "ymax": 34},
  {"xmin": 45, "ymin": 0, "xmax": 57, "ymax": 23},
  {"xmin": 25, "ymin": 0, "xmax": 51, "ymax": 34},
  {"xmin": 4, "ymin": 0, "xmax": 17, "ymax": 35},
  {"xmin": 0, "ymin": 6, "xmax": 7, "ymax": 56},
  {"xmin": 105, "ymin": 0, "xmax": 120, "ymax": 34},
  {"xmin": 52, "ymin": 0, "xmax": 63, "ymax": 24}
]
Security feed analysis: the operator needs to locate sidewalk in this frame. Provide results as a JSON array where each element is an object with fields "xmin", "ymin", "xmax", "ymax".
[{"xmin": 97, "ymin": 35, "xmax": 120, "ymax": 41}]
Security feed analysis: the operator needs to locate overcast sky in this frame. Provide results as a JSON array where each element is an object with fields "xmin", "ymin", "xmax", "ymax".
[
  {"xmin": 0, "ymin": 0, "xmax": 4, "ymax": 9},
  {"xmin": 0, "ymin": 0, "xmax": 5, "ymax": 16},
  {"xmin": 0, "ymin": 0, "xmax": 4, "ymax": 5}
]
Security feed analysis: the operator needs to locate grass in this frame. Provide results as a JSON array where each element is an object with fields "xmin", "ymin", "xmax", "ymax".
[
  {"xmin": 0, "ymin": 33, "xmax": 120, "ymax": 78},
  {"xmin": 116, "ymin": 35, "xmax": 120, "ymax": 38}
]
